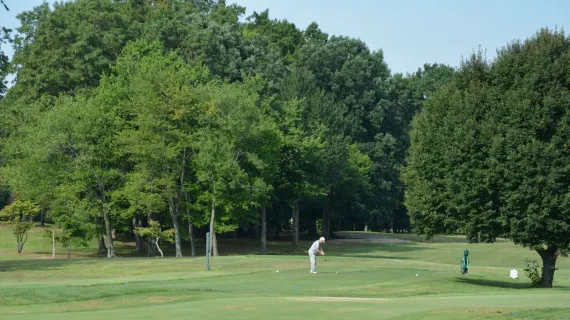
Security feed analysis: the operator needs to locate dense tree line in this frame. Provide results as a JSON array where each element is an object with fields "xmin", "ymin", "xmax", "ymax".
[{"xmin": 0, "ymin": 0, "xmax": 451, "ymax": 257}]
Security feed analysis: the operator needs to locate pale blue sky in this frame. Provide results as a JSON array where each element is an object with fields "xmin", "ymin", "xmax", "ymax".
[{"xmin": 1, "ymin": 0, "xmax": 569, "ymax": 76}]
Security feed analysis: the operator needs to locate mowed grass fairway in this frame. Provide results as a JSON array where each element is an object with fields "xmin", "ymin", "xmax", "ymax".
[{"xmin": 1, "ymin": 227, "xmax": 570, "ymax": 319}]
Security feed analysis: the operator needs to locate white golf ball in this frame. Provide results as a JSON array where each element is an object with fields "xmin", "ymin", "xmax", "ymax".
[
  {"xmin": 416, "ymin": 274, "xmax": 418, "ymax": 277},
  {"xmin": 276, "ymin": 270, "xmax": 279, "ymax": 272}
]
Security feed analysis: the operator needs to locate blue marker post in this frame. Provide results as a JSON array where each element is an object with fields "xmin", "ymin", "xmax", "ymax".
[{"xmin": 206, "ymin": 232, "xmax": 211, "ymax": 271}]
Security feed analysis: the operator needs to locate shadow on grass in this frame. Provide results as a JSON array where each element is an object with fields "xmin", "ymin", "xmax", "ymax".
[
  {"xmin": 453, "ymin": 277, "xmax": 570, "ymax": 290},
  {"xmin": 257, "ymin": 241, "xmax": 431, "ymax": 259},
  {"xmin": 0, "ymin": 258, "xmax": 95, "ymax": 273},
  {"xmin": 335, "ymin": 231, "xmax": 510, "ymax": 244}
]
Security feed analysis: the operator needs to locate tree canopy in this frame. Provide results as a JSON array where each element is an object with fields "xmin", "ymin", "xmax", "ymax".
[{"xmin": 403, "ymin": 28, "xmax": 570, "ymax": 288}]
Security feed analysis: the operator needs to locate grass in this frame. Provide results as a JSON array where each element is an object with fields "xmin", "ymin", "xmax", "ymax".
[{"xmin": 0, "ymin": 226, "xmax": 569, "ymax": 319}]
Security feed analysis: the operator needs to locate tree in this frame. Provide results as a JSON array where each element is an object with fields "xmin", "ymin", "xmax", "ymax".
[
  {"xmin": 0, "ymin": 199, "xmax": 40, "ymax": 253},
  {"xmin": 141, "ymin": 0, "xmax": 245, "ymax": 81},
  {"xmin": 294, "ymin": 36, "xmax": 404, "ymax": 233},
  {"xmin": 43, "ymin": 227, "xmax": 85, "ymax": 259},
  {"xmin": 243, "ymin": 9, "xmax": 303, "ymax": 62},
  {"xmin": 367, "ymin": 64, "xmax": 454, "ymax": 232},
  {"xmin": 0, "ymin": 0, "xmax": 10, "ymax": 98},
  {"xmin": 109, "ymin": 40, "xmax": 210, "ymax": 258},
  {"xmin": 274, "ymin": 86, "xmax": 329, "ymax": 246},
  {"xmin": 3, "ymin": 92, "xmax": 125, "ymax": 257},
  {"xmin": 10, "ymin": 0, "xmax": 145, "ymax": 99},
  {"xmin": 403, "ymin": 28, "xmax": 570, "ymax": 288},
  {"xmin": 0, "ymin": 26, "xmax": 10, "ymax": 98},
  {"xmin": 135, "ymin": 219, "xmax": 175, "ymax": 258},
  {"xmin": 194, "ymin": 79, "xmax": 280, "ymax": 255}
]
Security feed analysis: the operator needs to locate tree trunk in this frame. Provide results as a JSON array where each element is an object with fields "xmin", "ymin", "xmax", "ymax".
[
  {"xmin": 97, "ymin": 236, "xmax": 107, "ymax": 256},
  {"xmin": 364, "ymin": 223, "xmax": 368, "ymax": 232},
  {"xmin": 155, "ymin": 237, "xmax": 164, "ymax": 258},
  {"xmin": 188, "ymin": 219, "xmax": 195, "ymax": 257},
  {"xmin": 148, "ymin": 237, "xmax": 156, "ymax": 257},
  {"xmin": 273, "ymin": 202, "xmax": 281, "ymax": 241},
  {"xmin": 134, "ymin": 217, "xmax": 143, "ymax": 253},
  {"xmin": 67, "ymin": 245, "xmax": 71, "ymax": 258},
  {"xmin": 102, "ymin": 209, "xmax": 115, "ymax": 258},
  {"xmin": 323, "ymin": 199, "xmax": 332, "ymax": 239},
  {"xmin": 209, "ymin": 198, "xmax": 218, "ymax": 257},
  {"xmin": 212, "ymin": 231, "xmax": 218, "ymax": 256},
  {"xmin": 168, "ymin": 197, "xmax": 183, "ymax": 258},
  {"xmin": 52, "ymin": 230, "xmax": 56, "ymax": 259},
  {"xmin": 322, "ymin": 205, "xmax": 326, "ymax": 237},
  {"xmin": 261, "ymin": 206, "xmax": 267, "ymax": 255},
  {"xmin": 308, "ymin": 216, "xmax": 317, "ymax": 237},
  {"xmin": 253, "ymin": 223, "xmax": 260, "ymax": 240},
  {"xmin": 171, "ymin": 214, "xmax": 182, "ymax": 257},
  {"xmin": 322, "ymin": 201, "xmax": 331, "ymax": 238},
  {"xmin": 297, "ymin": 202, "xmax": 301, "ymax": 244},
  {"xmin": 147, "ymin": 213, "xmax": 155, "ymax": 257},
  {"xmin": 40, "ymin": 211, "xmax": 45, "ymax": 227},
  {"xmin": 537, "ymin": 247, "xmax": 558, "ymax": 288},
  {"xmin": 292, "ymin": 200, "xmax": 300, "ymax": 247}
]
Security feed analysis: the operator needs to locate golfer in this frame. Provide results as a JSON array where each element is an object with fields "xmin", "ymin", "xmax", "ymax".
[{"xmin": 308, "ymin": 237, "xmax": 325, "ymax": 273}]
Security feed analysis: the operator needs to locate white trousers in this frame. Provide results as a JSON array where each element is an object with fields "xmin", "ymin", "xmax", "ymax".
[{"xmin": 309, "ymin": 251, "xmax": 316, "ymax": 272}]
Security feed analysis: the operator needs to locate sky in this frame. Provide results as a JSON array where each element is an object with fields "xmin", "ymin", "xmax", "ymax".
[{"xmin": 1, "ymin": 0, "xmax": 570, "ymax": 76}]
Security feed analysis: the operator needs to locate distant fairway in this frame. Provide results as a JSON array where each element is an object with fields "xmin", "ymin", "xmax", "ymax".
[{"xmin": 1, "ymin": 227, "xmax": 569, "ymax": 319}]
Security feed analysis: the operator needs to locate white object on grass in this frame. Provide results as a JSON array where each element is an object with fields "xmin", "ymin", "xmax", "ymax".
[
  {"xmin": 510, "ymin": 269, "xmax": 518, "ymax": 279},
  {"xmin": 276, "ymin": 270, "xmax": 279, "ymax": 272},
  {"xmin": 415, "ymin": 274, "xmax": 418, "ymax": 277}
]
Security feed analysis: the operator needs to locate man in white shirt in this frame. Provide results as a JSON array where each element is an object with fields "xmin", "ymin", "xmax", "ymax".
[{"xmin": 308, "ymin": 237, "xmax": 325, "ymax": 273}]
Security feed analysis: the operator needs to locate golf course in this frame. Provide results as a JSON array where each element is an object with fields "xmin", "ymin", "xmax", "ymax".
[
  {"xmin": 1, "ymin": 226, "xmax": 569, "ymax": 320},
  {"xmin": 1, "ymin": 3, "xmax": 570, "ymax": 319}
]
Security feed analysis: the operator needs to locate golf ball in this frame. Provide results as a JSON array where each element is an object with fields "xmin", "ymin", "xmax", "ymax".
[
  {"xmin": 276, "ymin": 270, "xmax": 279, "ymax": 272},
  {"xmin": 415, "ymin": 274, "xmax": 418, "ymax": 277}
]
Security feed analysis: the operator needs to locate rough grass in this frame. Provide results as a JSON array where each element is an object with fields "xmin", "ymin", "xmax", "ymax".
[{"xmin": 0, "ymin": 225, "xmax": 569, "ymax": 319}]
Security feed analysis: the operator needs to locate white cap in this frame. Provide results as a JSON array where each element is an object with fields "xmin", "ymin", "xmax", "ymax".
[{"xmin": 319, "ymin": 237, "xmax": 325, "ymax": 243}]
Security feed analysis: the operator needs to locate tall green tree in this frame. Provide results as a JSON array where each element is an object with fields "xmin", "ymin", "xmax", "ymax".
[
  {"xmin": 11, "ymin": 0, "xmax": 145, "ymax": 99},
  {"xmin": 275, "ymin": 69, "xmax": 330, "ymax": 246},
  {"xmin": 294, "ymin": 36, "xmax": 398, "ymax": 232},
  {"xmin": 194, "ymin": 79, "xmax": 280, "ymax": 255},
  {"xmin": 109, "ymin": 40, "xmax": 210, "ymax": 257},
  {"xmin": 4, "ymin": 91, "xmax": 124, "ymax": 257},
  {"xmin": 0, "ymin": 26, "xmax": 9, "ymax": 98},
  {"xmin": 404, "ymin": 28, "xmax": 570, "ymax": 288},
  {"xmin": 368, "ymin": 63, "xmax": 455, "ymax": 232},
  {"xmin": 0, "ymin": 0, "xmax": 11, "ymax": 98}
]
